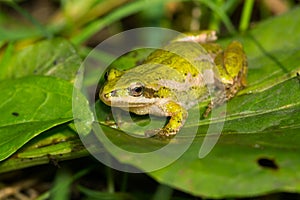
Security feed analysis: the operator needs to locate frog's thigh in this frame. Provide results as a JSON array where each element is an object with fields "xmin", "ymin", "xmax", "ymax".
[
  {"xmin": 224, "ymin": 42, "xmax": 245, "ymax": 76},
  {"xmin": 162, "ymin": 101, "xmax": 188, "ymax": 136}
]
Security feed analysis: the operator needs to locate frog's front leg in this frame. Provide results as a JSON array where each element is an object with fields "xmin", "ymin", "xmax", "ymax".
[{"xmin": 146, "ymin": 101, "xmax": 188, "ymax": 137}]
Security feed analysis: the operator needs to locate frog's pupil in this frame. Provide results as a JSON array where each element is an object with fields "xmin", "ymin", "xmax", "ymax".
[
  {"xmin": 130, "ymin": 86, "xmax": 144, "ymax": 97},
  {"xmin": 134, "ymin": 87, "xmax": 142, "ymax": 93}
]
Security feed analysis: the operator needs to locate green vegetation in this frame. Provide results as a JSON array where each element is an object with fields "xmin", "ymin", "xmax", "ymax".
[{"xmin": 0, "ymin": 0, "xmax": 299, "ymax": 199}]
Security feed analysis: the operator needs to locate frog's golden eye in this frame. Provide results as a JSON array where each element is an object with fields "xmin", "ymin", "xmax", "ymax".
[{"xmin": 129, "ymin": 82, "xmax": 144, "ymax": 97}]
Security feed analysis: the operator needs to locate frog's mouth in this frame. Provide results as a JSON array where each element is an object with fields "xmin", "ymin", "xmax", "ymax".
[{"xmin": 100, "ymin": 94, "xmax": 160, "ymax": 108}]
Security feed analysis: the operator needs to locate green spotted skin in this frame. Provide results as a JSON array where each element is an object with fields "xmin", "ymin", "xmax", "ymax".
[{"xmin": 100, "ymin": 32, "xmax": 247, "ymax": 137}]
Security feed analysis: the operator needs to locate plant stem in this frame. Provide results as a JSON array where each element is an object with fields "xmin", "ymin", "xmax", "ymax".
[
  {"xmin": 239, "ymin": 0, "xmax": 255, "ymax": 32},
  {"xmin": 8, "ymin": 1, "xmax": 53, "ymax": 39},
  {"xmin": 200, "ymin": 0, "xmax": 236, "ymax": 34},
  {"xmin": 208, "ymin": 0, "xmax": 224, "ymax": 32},
  {"xmin": 106, "ymin": 166, "xmax": 115, "ymax": 193}
]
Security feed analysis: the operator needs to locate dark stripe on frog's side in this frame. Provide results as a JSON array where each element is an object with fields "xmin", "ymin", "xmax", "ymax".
[
  {"xmin": 143, "ymin": 87, "xmax": 158, "ymax": 98},
  {"xmin": 142, "ymin": 85, "xmax": 176, "ymax": 99},
  {"xmin": 143, "ymin": 86, "xmax": 176, "ymax": 99},
  {"xmin": 144, "ymin": 84, "xmax": 208, "ymax": 109}
]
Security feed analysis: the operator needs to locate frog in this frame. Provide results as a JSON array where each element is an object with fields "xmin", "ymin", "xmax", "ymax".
[{"xmin": 99, "ymin": 31, "xmax": 247, "ymax": 137}]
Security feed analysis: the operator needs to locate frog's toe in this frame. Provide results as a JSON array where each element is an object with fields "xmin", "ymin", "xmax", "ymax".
[
  {"xmin": 161, "ymin": 130, "xmax": 177, "ymax": 137},
  {"xmin": 144, "ymin": 129, "xmax": 161, "ymax": 137},
  {"xmin": 144, "ymin": 128, "xmax": 177, "ymax": 138},
  {"xmin": 147, "ymin": 129, "xmax": 178, "ymax": 138}
]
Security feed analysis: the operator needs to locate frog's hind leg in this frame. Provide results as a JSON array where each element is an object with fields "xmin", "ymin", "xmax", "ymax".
[
  {"xmin": 202, "ymin": 84, "xmax": 239, "ymax": 117},
  {"xmin": 203, "ymin": 41, "xmax": 247, "ymax": 117},
  {"xmin": 203, "ymin": 90, "xmax": 226, "ymax": 117}
]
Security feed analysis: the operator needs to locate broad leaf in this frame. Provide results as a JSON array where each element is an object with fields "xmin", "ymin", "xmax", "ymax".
[
  {"xmin": 0, "ymin": 125, "xmax": 88, "ymax": 173},
  {"xmin": 150, "ymin": 77, "xmax": 300, "ymax": 198},
  {"xmin": 0, "ymin": 38, "xmax": 81, "ymax": 82},
  {"xmin": 0, "ymin": 76, "xmax": 74, "ymax": 161}
]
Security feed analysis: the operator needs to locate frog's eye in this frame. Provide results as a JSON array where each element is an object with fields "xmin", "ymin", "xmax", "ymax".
[{"xmin": 129, "ymin": 82, "xmax": 144, "ymax": 97}]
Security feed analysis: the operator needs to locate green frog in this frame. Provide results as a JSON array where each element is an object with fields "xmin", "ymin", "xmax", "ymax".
[{"xmin": 99, "ymin": 31, "xmax": 247, "ymax": 137}]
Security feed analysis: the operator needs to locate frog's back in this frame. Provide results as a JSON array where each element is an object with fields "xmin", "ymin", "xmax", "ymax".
[{"xmin": 145, "ymin": 41, "xmax": 214, "ymax": 79}]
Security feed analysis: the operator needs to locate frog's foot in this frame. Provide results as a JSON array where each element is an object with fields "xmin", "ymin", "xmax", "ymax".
[
  {"xmin": 203, "ymin": 90, "xmax": 226, "ymax": 117},
  {"xmin": 158, "ymin": 128, "xmax": 178, "ymax": 137},
  {"xmin": 203, "ymin": 40, "xmax": 247, "ymax": 118},
  {"xmin": 144, "ymin": 128, "xmax": 177, "ymax": 139},
  {"xmin": 203, "ymin": 102, "xmax": 213, "ymax": 118},
  {"xmin": 203, "ymin": 83, "xmax": 244, "ymax": 117},
  {"xmin": 145, "ymin": 102, "xmax": 188, "ymax": 138},
  {"xmin": 144, "ymin": 129, "xmax": 161, "ymax": 138}
]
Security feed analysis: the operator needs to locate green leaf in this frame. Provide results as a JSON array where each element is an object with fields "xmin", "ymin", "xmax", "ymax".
[
  {"xmin": 0, "ymin": 125, "xmax": 88, "ymax": 173},
  {"xmin": 17, "ymin": 125, "xmax": 80, "ymax": 159},
  {"xmin": 150, "ymin": 78, "xmax": 300, "ymax": 198},
  {"xmin": 151, "ymin": 130, "xmax": 300, "ymax": 198},
  {"xmin": 0, "ymin": 38, "xmax": 81, "ymax": 82},
  {"xmin": 93, "ymin": 7, "xmax": 300, "ymax": 198},
  {"xmin": 221, "ymin": 78, "xmax": 300, "ymax": 132},
  {"xmin": 0, "ymin": 76, "xmax": 74, "ymax": 161}
]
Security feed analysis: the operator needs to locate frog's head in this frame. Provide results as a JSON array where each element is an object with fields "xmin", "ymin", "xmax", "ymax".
[{"xmin": 100, "ymin": 68, "xmax": 156, "ymax": 107}]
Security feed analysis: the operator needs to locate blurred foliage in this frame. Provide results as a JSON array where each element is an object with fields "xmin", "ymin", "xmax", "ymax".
[{"xmin": 0, "ymin": 0, "xmax": 300, "ymax": 200}]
